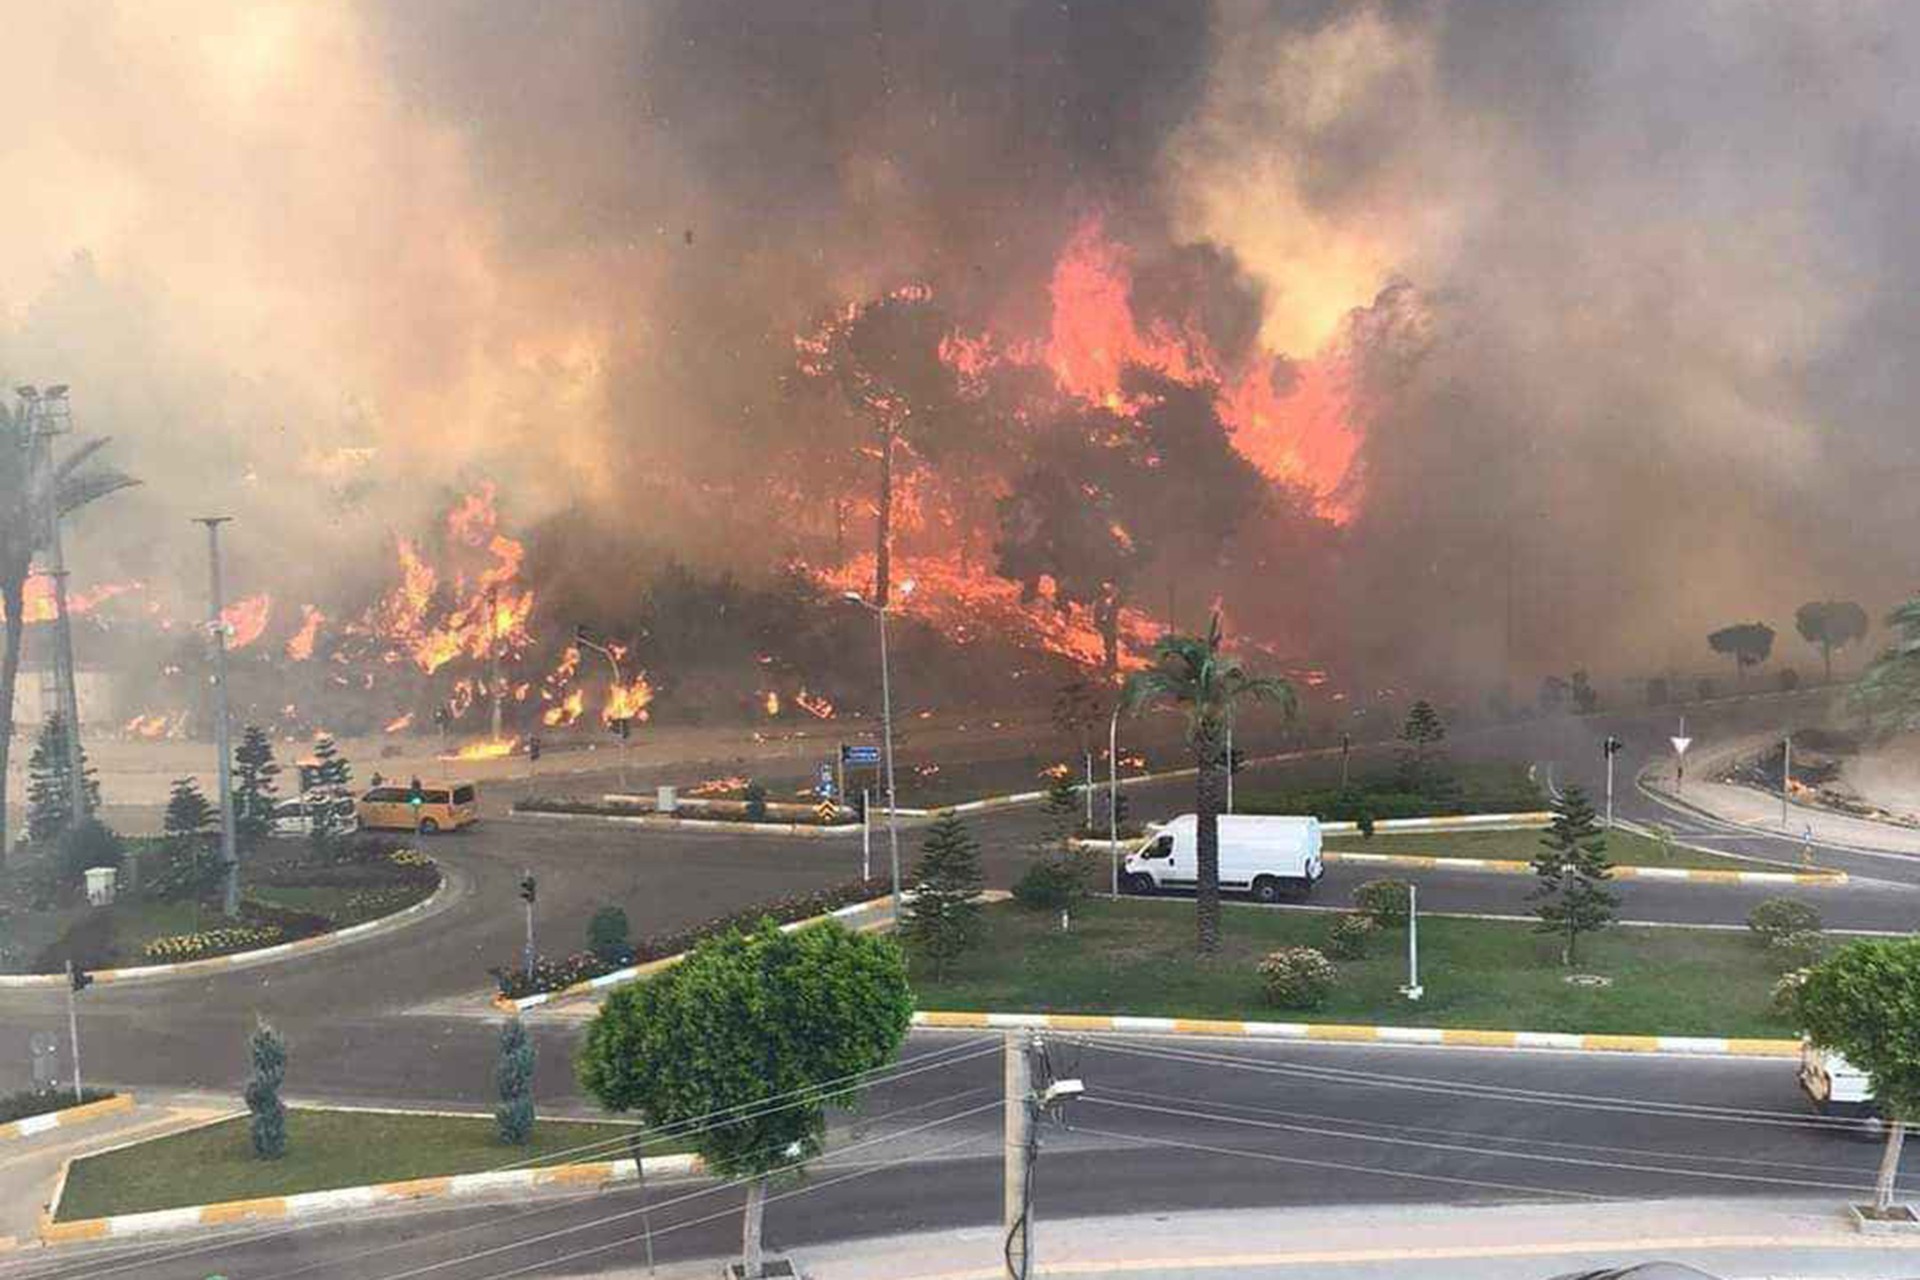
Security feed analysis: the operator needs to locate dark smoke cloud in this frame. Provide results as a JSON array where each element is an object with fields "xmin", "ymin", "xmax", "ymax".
[{"xmin": 6, "ymin": 0, "xmax": 1920, "ymax": 699}]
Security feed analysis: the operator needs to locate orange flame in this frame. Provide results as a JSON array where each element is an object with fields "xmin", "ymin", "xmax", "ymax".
[
  {"xmin": 9, "ymin": 577, "xmax": 142, "ymax": 625},
  {"xmin": 762, "ymin": 689, "xmax": 781, "ymax": 717},
  {"xmin": 285, "ymin": 605, "xmax": 325, "ymax": 660},
  {"xmin": 221, "ymin": 594, "xmax": 273, "ymax": 650},
  {"xmin": 448, "ymin": 737, "xmax": 516, "ymax": 760},
  {"xmin": 542, "ymin": 688, "xmax": 584, "ymax": 727},
  {"xmin": 384, "ymin": 712, "xmax": 414, "ymax": 733},
  {"xmin": 604, "ymin": 673, "xmax": 654, "ymax": 725},
  {"xmin": 794, "ymin": 688, "xmax": 835, "ymax": 719},
  {"xmin": 688, "ymin": 775, "xmax": 748, "ymax": 797}
]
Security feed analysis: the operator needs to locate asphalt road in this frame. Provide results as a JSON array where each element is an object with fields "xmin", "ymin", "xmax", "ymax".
[
  {"xmin": 0, "ymin": 690, "xmax": 1912, "ymax": 1108},
  {"xmin": 3, "ymin": 1031, "xmax": 1908, "ymax": 1280}
]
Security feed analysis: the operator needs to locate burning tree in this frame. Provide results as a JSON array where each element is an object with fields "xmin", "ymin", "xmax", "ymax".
[
  {"xmin": 996, "ymin": 372, "xmax": 1267, "ymax": 674},
  {"xmin": 0, "ymin": 405, "xmax": 137, "ymax": 857},
  {"xmin": 795, "ymin": 286, "xmax": 972, "ymax": 606}
]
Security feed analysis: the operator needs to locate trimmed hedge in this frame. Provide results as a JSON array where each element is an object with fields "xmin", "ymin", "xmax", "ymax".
[{"xmin": 490, "ymin": 875, "xmax": 891, "ymax": 999}]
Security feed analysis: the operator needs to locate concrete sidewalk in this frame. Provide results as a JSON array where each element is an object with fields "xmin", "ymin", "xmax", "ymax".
[
  {"xmin": 1643, "ymin": 735, "xmax": 1920, "ymax": 857},
  {"xmin": 589, "ymin": 1198, "xmax": 1920, "ymax": 1279},
  {"xmin": 0, "ymin": 1095, "xmax": 226, "ymax": 1248}
]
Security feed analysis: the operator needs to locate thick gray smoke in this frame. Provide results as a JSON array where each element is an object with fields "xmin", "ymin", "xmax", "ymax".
[{"xmin": 3, "ymin": 0, "xmax": 1917, "ymax": 695}]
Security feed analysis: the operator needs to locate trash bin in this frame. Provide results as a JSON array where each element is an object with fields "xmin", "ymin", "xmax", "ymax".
[{"xmin": 84, "ymin": 865, "xmax": 118, "ymax": 907}]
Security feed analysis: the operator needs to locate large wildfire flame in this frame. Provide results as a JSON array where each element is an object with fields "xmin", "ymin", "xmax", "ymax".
[
  {"xmin": 220, "ymin": 594, "xmax": 273, "ymax": 650},
  {"xmin": 6, "ymin": 577, "xmax": 143, "ymax": 626},
  {"xmin": 1038, "ymin": 218, "xmax": 1358, "ymax": 518}
]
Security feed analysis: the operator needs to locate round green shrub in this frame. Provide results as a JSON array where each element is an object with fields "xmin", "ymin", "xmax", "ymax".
[
  {"xmin": 742, "ymin": 781, "xmax": 769, "ymax": 822},
  {"xmin": 1352, "ymin": 878, "xmax": 1412, "ymax": 928},
  {"xmin": 587, "ymin": 905, "xmax": 632, "ymax": 964},
  {"xmin": 1326, "ymin": 912, "xmax": 1378, "ymax": 960},
  {"xmin": 1771, "ymin": 967, "xmax": 1810, "ymax": 1018},
  {"xmin": 1768, "ymin": 929, "xmax": 1826, "ymax": 971},
  {"xmin": 1747, "ymin": 897, "xmax": 1821, "ymax": 942},
  {"xmin": 1258, "ymin": 947, "xmax": 1338, "ymax": 1010},
  {"xmin": 1012, "ymin": 856, "xmax": 1085, "ymax": 911}
]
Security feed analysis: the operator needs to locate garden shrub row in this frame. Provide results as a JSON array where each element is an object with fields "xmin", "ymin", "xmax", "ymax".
[{"xmin": 490, "ymin": 875, "xmax": 891, "ymax": 999}]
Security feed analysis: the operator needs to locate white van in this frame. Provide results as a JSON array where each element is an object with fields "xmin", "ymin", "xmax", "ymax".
[
  {"xmin": 1800, "ymin": 1042, "xmax": 1876, "ymax": 1119},
  {"xmin": 1122, "ymin": 814, "xmax": 1323, "ymax": 903}
]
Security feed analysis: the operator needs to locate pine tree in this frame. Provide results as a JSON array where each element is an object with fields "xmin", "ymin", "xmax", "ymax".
[
  {"xmin": 246, "ymin": 1020, "xmax": 288, "ymax": 1159},
  {"xmin": 25, "ymin": 715, "xmax": 101, "ymax": 843},
  {"xmin": 1395, "ymin": 700, "xmax": 1447, "ymax": 796},
  {"xmin": 307, "ymin": 736, "xmax": 352, "ymax": 844},
  {"xmin": 1528, "ymin": 784, "xmax": 1619, "ymax": 966},
  {"xmin": 163, "ymin": 777, "xmax": 216, "ymax": 839},
  {"xmin": 1041, "ymin": 769, "xmax": 1081, "ymax": 848},
  {"xmin": 900, "ymin": 811, "xmax": 984, "ymax": 977},
  {"xmin": 494, "ymin": 1016, "xmax": 537, "ymax": 1145},
  {"xmin": 233, "ymin": 726, "xmax": 281, "ymax": 845}
]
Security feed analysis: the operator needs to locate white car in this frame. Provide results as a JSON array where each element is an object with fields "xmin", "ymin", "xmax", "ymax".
[
  {"xmin": 1799, "ymin": 1042, "xmax": 1876, "ymax": 1120},
  {"xmin": 270, "ymin": 793, "xmax": 361, "ymax": 838}
]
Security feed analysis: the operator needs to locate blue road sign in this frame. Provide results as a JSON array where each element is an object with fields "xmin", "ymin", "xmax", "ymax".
[
  {"xmin": 816, "ymin": 762, "xmax": 836, "ymax": 799},
  {"xmin": 841, "ymin": 744, "xmax": 881, "ymax": 767}
]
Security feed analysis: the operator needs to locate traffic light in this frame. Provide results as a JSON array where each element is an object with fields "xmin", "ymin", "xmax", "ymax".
[
  {"xmin": 614, "ymin": 716, "xmax": 632, "ymax": 742},
  {"xmin": 528, "ymin": 737, "xmax": 542, "ymax": 763},
  {"xmin": 1602, "ymin": 736, "xmax": 1624, "ymax": 759},
  {"xmin": 69, "ymin": 963, "xmax": 91, "ymax": 993},
  {"xmin": 408, "ymin": 776, "xmax": 425, "ymax": 807},
  {"xmin": 519, "ymin": 872, "xmax": 537, "ymax": 905}
]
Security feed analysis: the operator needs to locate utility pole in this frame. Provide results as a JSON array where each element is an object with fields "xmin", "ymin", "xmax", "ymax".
[
  {"xmin": 1003, "ymin": 1034, "xmax": 1032, "ymax": 1280},
  {"xmin": 861, "ymin": 787, "xmax": 872, "ymax": 882},
  {"xmin": 844, "ymin": 586, "xmax": 908, "ymax": 925},
  {"xmin": 1083, "ymin": 751, "xmax": 1093, "ymax": 829},
  {"xmin": 196, "ymin": 517, "xmax": 240, "ymax": 918},
  {"xmin": 1782, "ymin": 732, "xmax": 1792, "ymax": 827},
  {"xmin": 1402, "ymin": 884, "xmax": 1423, "ymax": 1001},
  {"xmin": 1340, "ymin": 731, "xmax": 1351, "ymax": 790},
  {"xmin": 1108, "ymin": 706, "xmax": 1120, "ymax": 897},
  {"xmin": 1224, "ymin": 710, "xmax": 1234, "ymax": 815},
  {"xmin": 64, "ymin": 961, "xmax": 90, "ymax": 1100},
  {"xmin": 1602, "ymin": 736, "xmax": 1624, "ymax": 830}
]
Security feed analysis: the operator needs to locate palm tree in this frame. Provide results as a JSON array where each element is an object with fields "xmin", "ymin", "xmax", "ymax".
[
  {"xmin": 0, "ymin": 400, "xmax": 138, "ymax": 859},
  {"xmin": 1121, "ymin": 612, "xmax": 1296, "ymax": 955}
]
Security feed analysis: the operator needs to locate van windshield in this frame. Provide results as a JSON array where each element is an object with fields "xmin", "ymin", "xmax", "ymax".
[{"xmin": 452, "ymin": 785, "xmax": 475, "ymax": 805}]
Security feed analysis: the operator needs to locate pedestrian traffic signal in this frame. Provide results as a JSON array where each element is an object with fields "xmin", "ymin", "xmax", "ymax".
[
  {"xmin": 528, "ymin": 737, "xmax": 542, "ymax": 763},
  {"xmin": 613, "ymin": 716, "xmax": 632, "ymax": 741},
  {"xmin": 1602, "ymin": 736, "xmax": 1625, "ymax": 758},
  {"xmin": 519, "ymin": 872, "xmax": 537, "ymax": 904},
  {"xmin": 69, "ymin": 964, "xmax": 91, "ymax": 993}
]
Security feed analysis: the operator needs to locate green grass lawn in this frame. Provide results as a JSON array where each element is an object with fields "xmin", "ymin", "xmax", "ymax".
[
  {"xmin": 911, "ymin": 899, "xmax": 1799, "ymax": 1039},
  {"xmin": 1322, "ymin": 827, "xmax": 1760, "ymax": 871},
  {"xmin": 57, "ymin": 1109, "xmax": 684, "ymax": 1220}
]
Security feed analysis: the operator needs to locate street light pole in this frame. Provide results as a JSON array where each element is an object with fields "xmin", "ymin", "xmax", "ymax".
[
  {"xmin": 1108, "ymin": 706, "xmax": 1120, "ymax": 896},
  {"xmin": 1782, "ymin": 732, "xmax": 1792, "ymax": 827},
  {"xmin": 574, "ymin": 629, "xmax": 629, "ymax": 791},
  {"xmin": 195, "ymin": 517, "xmax": 240, "ymax": 918},
  {"xmin": 845, "ymin": 586, "xmax": 910, "ymax": 925}
]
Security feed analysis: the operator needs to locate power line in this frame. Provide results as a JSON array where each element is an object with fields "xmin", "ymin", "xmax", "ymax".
[
  {"xmin": 1092, "ymin": 1081, "xmax": 1897, "ymax": 1184},
  {"xmin": 1077, "ymin": 1038, "xmax": 1874, "ymax": 1135},
  {"xmin": 0, "ymin": 1042, "xmax": 1003, "ymax": 1280},
  {"xmin": 463, "ymin": 1124, "xmax": 1000, "ymax": 1280},
  {"xmin": 362, "ymin": 1097, "xmax": 1004, "ymax": 1280},
  {"xmin": 1069, "ymin": 1122, "xmax": 1604, "ymax": 1201},
  {"xmin": 1081, "ymin": 1095, "xmax": 1905, "ymax": 1199}
]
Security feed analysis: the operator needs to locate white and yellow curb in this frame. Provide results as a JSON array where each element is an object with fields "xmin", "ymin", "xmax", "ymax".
[
  {"xmin": 0, "ymin": 873, "xmax": 453, "ymax": 989},
  {"xmin": 1319, "ymin": 850, "xmax": 1846, "ymax": 885},
  {"xmin": 514, "ymin": 808, "xmax": 866, "ymax": 837},
  {"xmin": 37, "ymin": 1152, "xmax": 704, "ymax": 1245},
  {"xmin": 0, "ymin": 1093, "xmax": 133, "ymax": 1142},
  {"xmin": 912, "ymin": 1010, "xmax": 1799, "ymax": 1058}
]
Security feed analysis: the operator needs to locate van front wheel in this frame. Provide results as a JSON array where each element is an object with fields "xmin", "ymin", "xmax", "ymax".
[
  {"xmin": 1123, "ymin": 873, "xmax": 1155, "ymax": 896},
  {"xmin": 1251, "ymin": 876, "xmax": 1283, "ymax": 905},
  {"xmin": 418, "ymin": 817, "xmax": 440, "ymax": 835}
]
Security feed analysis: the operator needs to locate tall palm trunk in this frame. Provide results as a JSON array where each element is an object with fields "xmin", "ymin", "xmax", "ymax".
[
  {"xmin": 873, "ymin": 425, "xmax": 894, "ymax": 607},
  {"xmin": 1194, "ymin": 721, "xmax": 1225, "ymax": 955},
  {"xmin": 0, "ymin": 575, "xmax": 22, "ymax": 863}
]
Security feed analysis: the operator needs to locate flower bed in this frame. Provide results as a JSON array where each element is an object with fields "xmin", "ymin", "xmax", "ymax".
[
  {"xmin": 143, "ymin": 925, "xmax": 286, "ymax": 965},
  {"xmin": 490, "ymin": 875, "xmax": 889, "ymax": 999},
  {"xmin": 513, "ymin": 796, "xmax": 855, "ymax": 826}
]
